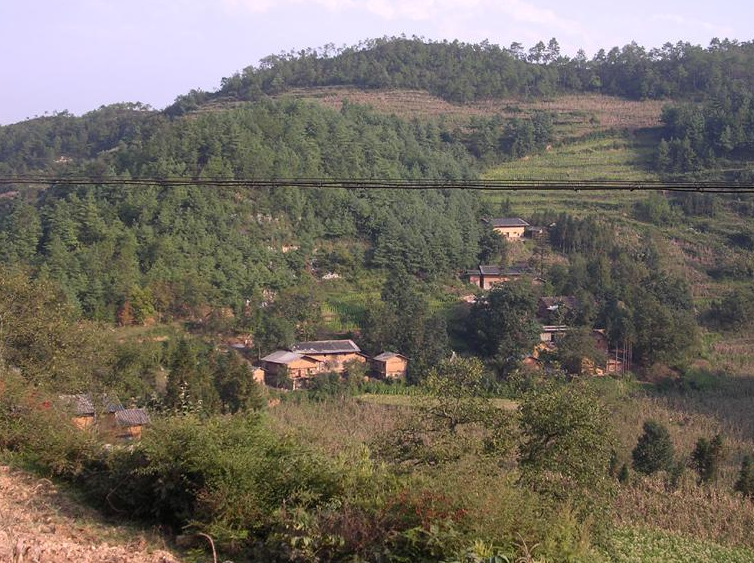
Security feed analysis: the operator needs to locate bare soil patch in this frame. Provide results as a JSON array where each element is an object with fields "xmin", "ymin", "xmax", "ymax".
[{"xmin": 0, "ymin": 465, "xmax": 180, "ymax": 563}]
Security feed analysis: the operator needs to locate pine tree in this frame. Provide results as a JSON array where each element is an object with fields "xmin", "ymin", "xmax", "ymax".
[
  {"xmin": 734, "ymin": 455, "xmax": 754, "ymax": 499},
  {"xmin": 632, "ymin": 420, "xmax": 675, "ymax": 475},
  {"xmin": 691, "ymin": 434, "xmax": 726, "ymax": 484}
]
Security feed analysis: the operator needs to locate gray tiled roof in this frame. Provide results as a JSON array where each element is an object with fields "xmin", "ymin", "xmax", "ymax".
[
  {"xmin": 261, "ymin": 350, "xmax": 309, "ymax": 364},
  {"xmin": 477, "ymin": 265, "xmax": 526, "ymax": 276},
  {"xmin": 59, "ymin": 394, "xmax": 123, "ymax": 416},
  {"xmin": 115, "ymin": 408, "xmax": 150, "ymax": 427},
  {"xmin": 490, "ymin": 217, "xmax": 529, "ymax": 228},
  {"xmin": 290, "ymin": 340, "xmax": 360, "ymax": 354},
  {"xmin": 373, "ymin": 352, "xmax": 407, "ymax": 361}
]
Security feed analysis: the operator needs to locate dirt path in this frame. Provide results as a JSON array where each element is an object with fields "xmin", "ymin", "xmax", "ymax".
[{"xmin": 0, "ymin": 465, "xmax": 181, "ymax": 563}]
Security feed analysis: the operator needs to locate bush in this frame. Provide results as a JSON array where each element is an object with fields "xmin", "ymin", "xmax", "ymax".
[
  {"xmin": 706, "ymin": 286, "xmax": 754, "ymax": 330},
  {"xmin": 0, "ymin": 371, "xmax": 100, "ymax": 476},
  {"xmin": 88, "ymin": 413, "xmax": 342, "ymax": 544}
]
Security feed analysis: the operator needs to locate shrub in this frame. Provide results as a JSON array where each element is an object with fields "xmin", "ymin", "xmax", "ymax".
[
  {"xmin": 0, "ymin": 371, "xmax": 100, "ymax": 476},
  {"xmin": 706, "ymin": 286, "xmax": 754, "ymax": 330}
]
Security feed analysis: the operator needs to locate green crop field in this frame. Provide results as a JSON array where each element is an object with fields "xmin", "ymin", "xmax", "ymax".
[
  {"xmin": 602, "ymin": 527, "xmax": 754, "ymax": 563},
  {"xmin": 483, "ymin": 131, "xmax": 660, "ymax": 183}
]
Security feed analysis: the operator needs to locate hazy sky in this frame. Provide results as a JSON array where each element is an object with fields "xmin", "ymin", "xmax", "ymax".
[{"xmin": 1, "ymin": 0, "xmax": 751, "ymax": 124}]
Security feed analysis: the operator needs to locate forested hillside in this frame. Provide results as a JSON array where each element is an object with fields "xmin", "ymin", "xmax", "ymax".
[{"xmin": 173, "ymin": 36, "xmax": 754, "ymax": 106}]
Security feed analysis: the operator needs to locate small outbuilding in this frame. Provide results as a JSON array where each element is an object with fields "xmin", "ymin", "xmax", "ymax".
[
  {"xmin": 465, "ymin": 265, "xmax": 526, "ymax": 289},
  {"xmin": 58, "ymin": 394, "xmax": 123, "ymax": 430}
]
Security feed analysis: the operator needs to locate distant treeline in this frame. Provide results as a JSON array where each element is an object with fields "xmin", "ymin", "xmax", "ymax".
[{"xmin": 167, "ymin": 36, "xmax": 754, "ymax": 112}]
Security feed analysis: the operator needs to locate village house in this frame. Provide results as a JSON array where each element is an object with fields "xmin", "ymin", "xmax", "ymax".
[
  {"xmin": 260, "ymin": 350, "xmax": 321, "ymax": 389},
  {"xmin": 539, "ymin": 325, "xmax": 569, "ymax": 345},
  {"xmin": 112, "ymin": 408, "xmax": 150, "ymax": 441},
  {"xmin": 535, "ymin": 326, "xmax": 626, "ymax": 376},
  {"xmin": 289, "ymin": 339, "xmax": 366, "ymax": 373},
  {"xmin": 465, "ymin": 265, "xmax": 526, "ymax": 289},
  {"xmin": 371, "ymin": 352, "xmax": 408, "ymax": 379},
  {"xmin": 58, "ymin": 394, "xmax": 123, "ymax": 430},
  {"xmin": 58, "ymin": 394, "xmax": 150, "ymax": 441},
  {"xmin": 490, "ymin": 218, "xmax": 530, "ymax": 239}
]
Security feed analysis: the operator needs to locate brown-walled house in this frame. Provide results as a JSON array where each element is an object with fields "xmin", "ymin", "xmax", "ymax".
[
  {"xmin": 465, "ymin": 265, "xmax": 526, "ymax": 290},
  {"xmin": 539, "ymin": 325, "xmax": 569, "ymax": 344},
  {"xmin": 289, "ymin": 340, "xmax": 366, "ymax": 373},
  {"xmin": 260, "ymin": 350, "xmax": 321, "ymax": 389},
  {"xmin": 112, "ymin": 408, "xmax": 150, "ymax": 441},
  {"xmin": 490, "ymin": 218, "xmax": 529, "ymax": 239},
  {"xmin": 371, "ymin": 352, "xmax": 408, "ymax": 379}
]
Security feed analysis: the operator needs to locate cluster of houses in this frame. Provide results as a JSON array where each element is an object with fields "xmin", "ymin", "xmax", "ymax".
[
  {"xmin": 466, "ymin": 218, "xmax": 627, "ymax": 376},
  {"xmin": 59, "ymin": 394, "xmax": 150, "ymax": 441},
  {"xmin": 257, "ymin": 339, "xmax": 408, "ymax": 390},
  {"xmin": 465, "ymin": 217, "xmax": 546, "ymax": 289}
]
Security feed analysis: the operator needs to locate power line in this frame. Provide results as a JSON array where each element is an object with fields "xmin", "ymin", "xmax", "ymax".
[{"xmin": 1, "ymin": 176, "xmax": 754, "ymax": 193}]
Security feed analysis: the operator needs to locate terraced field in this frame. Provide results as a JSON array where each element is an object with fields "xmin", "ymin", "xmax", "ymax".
[{"xmin": 276, "ymin": 87, "xmax": 664, "ymax": 134}]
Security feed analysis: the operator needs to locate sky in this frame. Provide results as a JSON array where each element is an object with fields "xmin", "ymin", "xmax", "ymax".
[{"xmin": 0, "ymin": 0, "xmax": 751, "ymax": 125}]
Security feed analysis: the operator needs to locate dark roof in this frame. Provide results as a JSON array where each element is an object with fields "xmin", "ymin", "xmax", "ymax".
[
  {"xmin": 59, "ymin": 394, "xmax": 123, "ymax": 416},
  {"xmin": 290, "ymin": 340, "xmax": 361, "ymax": 354},
  {"xmin": 490, "ymin": 218, "xmax": 529, "ymax": 228},
  {"xmin": 477, "ymin": 265, "xmax": 526, "ymax": 276},
  {"xmin": 373, "ymin": 352, "xmax": 408, "ymax": 361},
  {"xmin": 115, "ymin": 408, "xmax": 150, "ymax": 427},
  {"xmin": 479, "ymin": 265, "xmax": 501, "ymax": 275}
]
